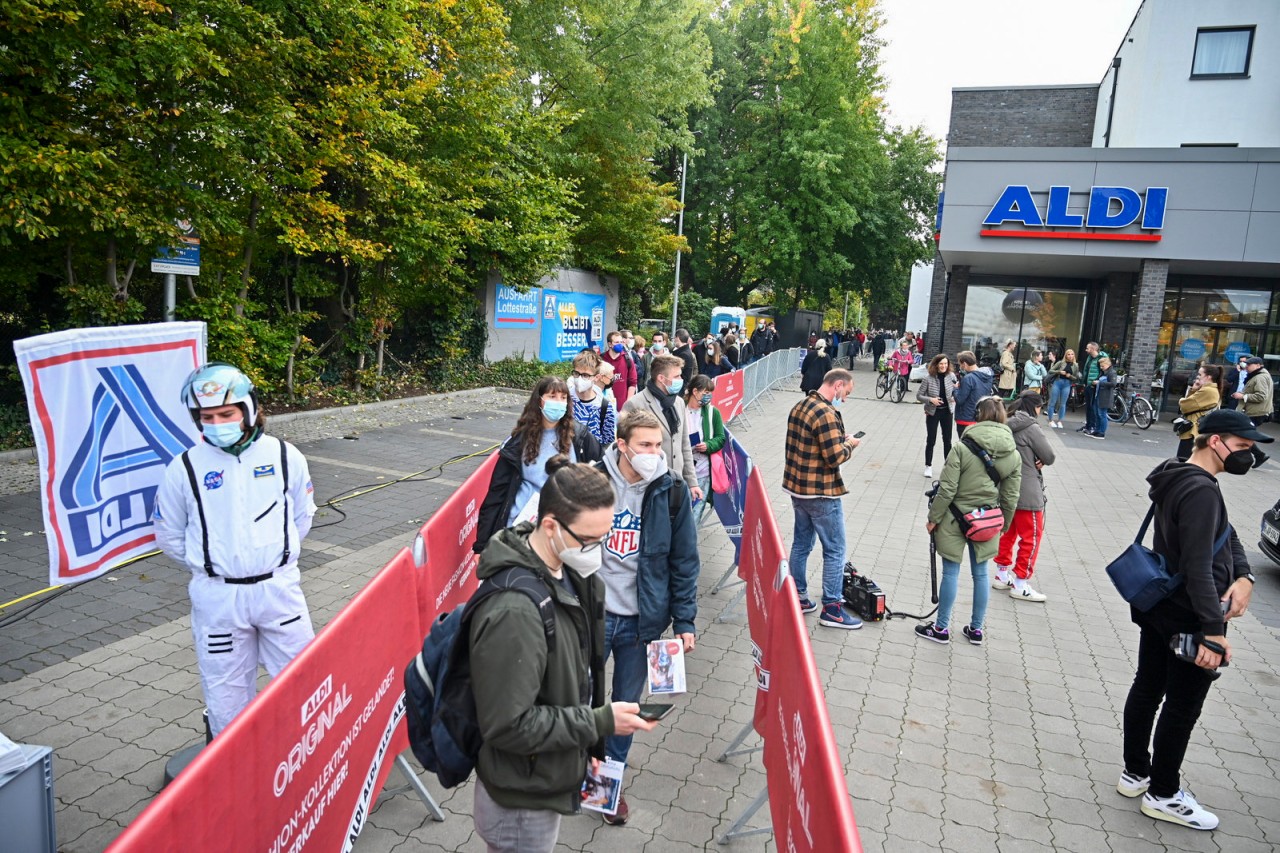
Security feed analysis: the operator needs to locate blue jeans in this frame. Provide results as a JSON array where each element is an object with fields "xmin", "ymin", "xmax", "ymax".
[
  {"xmin": 1048, "ymin": 378, "xmax": 1071, "ymax": 422},
  {"xmin": 603, "ymin": 613, "xmax": 647, "ymax": 765},
  {"xmin": 1091, "ymin": 392, "xmax": 1109, "ymax": 436},
  {"xmin": 1084, "ymin": 386, "xmax": 1098, "ymax": 431},
  {"xmin": 936, "ymin": 542, "xmax": 989, "ymax": 632},
  {"xmin": 789, "ymin": 496, "xmax": 847, "ymax": 605}
]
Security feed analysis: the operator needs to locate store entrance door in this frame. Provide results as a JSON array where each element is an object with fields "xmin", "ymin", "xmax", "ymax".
[{"xmin": 1166, "ymin": 324, "xmax": 1263, "ymax": 398}]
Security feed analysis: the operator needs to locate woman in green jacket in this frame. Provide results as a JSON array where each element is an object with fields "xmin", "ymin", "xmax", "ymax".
[
  {"xmin": 684, "ymin": 374, "xmax": 727, "ymax": 523},
  {"xmin": 917, "ymin": 398, "xmax": 1022, "ymax": 646}
]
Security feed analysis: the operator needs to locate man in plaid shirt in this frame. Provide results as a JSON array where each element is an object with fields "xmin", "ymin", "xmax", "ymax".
[{"xmin": 784, "ymin": 368, "xmax": 863, "ymax": 628}]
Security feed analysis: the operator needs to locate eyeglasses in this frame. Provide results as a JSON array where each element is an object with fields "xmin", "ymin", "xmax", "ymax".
[
  {"xmin": 557, "ymin": 519, "xmax": 605, "ymax": 552},
  {"xmin": 572, "ymin": 371, "xmax": 595, "ymax": 380}
]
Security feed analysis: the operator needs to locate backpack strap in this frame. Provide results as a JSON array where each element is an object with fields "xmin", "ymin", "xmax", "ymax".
[
  {"xmin": 181, "ymin": 450, "xmax": 216, "ymax": 578},
  {"xmin": 1140, "ymin": 503, "xmax": 1232, "ymax": 555},
  {"xmin": 962, "ymin": 437, "xmax": 1002, "ymax": 486},
  {"xmin": 467, "ymin": 566, "xmax": 557, "ymax": 654},
  {"xmin": 278, "ymin": 438, "xmax": 291, "ymax": 567}
]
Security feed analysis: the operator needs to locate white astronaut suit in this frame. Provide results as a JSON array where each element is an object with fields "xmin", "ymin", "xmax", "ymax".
[{"xmin": 153, "ymin": 368, "xmax": 318, "ymax": 737}]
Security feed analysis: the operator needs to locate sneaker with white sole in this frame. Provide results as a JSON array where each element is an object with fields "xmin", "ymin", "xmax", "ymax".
[
  {"xmin": 1140, "ymin": 790, "xmax": 1219, "ymax": 831},
  {"xmin": 1009, "ymin": 583, "xmax": 1047, "ymax": 602},
  {"xmin": 914, "ymin": 622, "xmax": 950, "ymax": 644},
  {"xmin": 962, "ymin": 625, "xmax": 984, "ymax": 646},
  {"xmin": 991, "ymin": 567, "xmax": 1013, "ymax": 590},
  {"xmin": 1117, "ymin": 770, "xmax": 1150, "ymax": 798},
  {"xmin": 819, "ymin": 603, "xmax": 862, "ymax": 630},
  {"xmin": 923, "ymin": 465, "xmax": 933, "ymax": 478},
  {"xmin": 798, "ymin": 597, "xmax": 818, "ymax": 614}
]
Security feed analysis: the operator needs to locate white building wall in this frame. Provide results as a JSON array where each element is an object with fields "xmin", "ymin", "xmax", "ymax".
[{"xmin": 1092, "ymin": 0, "xmax": 1280, "ymax": 148}]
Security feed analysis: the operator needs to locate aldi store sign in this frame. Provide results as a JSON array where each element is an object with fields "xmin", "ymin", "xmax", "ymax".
[{"xmin": 982, "ymin": 185, "xmax": 1168, "ymax": 242}]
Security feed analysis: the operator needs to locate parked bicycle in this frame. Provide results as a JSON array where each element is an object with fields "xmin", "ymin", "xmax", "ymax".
[{"xmin": 1107, "ymin": 376, "xmax": 1155, "ymax": 429}]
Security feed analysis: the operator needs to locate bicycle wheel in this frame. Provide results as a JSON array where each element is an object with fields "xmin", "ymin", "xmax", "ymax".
[
  {"xmin": 876, "ymin": 371, "xmax": 890, "ymax": 399},
  {"xmin": 1108, "ymin": 395, "xmax": 1127, "ymax": 423},
  {"xmin": 1068, "ymin": 385, "xmax": 1083, "ymax": 411},
  {"xmin": 892, "ymin": 376, "xmax": 906, "ymax": 403},
  {"xmin": 1132, "ymin": 396, "xmax": 1154, "ymax": 429}
]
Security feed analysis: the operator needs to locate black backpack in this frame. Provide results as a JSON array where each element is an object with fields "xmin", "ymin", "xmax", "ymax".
[{"xmin": 404, "ymin": 566, "xmax": 556, "ymax": 788}]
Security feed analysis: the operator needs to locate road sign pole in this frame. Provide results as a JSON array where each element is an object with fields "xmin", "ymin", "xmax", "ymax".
[{"xmin": 164, "ymin": 274, "xmax": 177, "ymax": 322}]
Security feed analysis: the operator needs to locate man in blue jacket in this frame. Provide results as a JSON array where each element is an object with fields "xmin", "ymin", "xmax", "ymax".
[
  {"xmin": 953, "ymin": 350, "xmax": 992, "ymax": 437},
  {"xmin": 595, "ymin": 409, "xmax": 700, "ymax": 825}
]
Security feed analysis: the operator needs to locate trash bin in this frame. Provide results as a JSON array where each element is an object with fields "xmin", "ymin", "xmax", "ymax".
[{"xmin": 0, "ymin": 744, "xmax": 56, "ymax": 853}]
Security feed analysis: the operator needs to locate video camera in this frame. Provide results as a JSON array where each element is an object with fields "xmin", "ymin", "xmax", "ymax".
[{"xmin": 842, "ymin": 562, "xmax": 885, "ymax": 622}]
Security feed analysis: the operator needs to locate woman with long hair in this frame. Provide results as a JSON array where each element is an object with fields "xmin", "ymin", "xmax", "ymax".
[
  {"xmin": 800, "ymin": 340, "xmax": 833, "ymax": 393},
  {"xmin": 473, "ymin": 376, "xmax": 604, "ymax": 551},
  {"xmin": 918, "ymin": 397, "xmax": 1022, "ymax": 647},
  {"xmin": 917, "ymin": 353, "xmax": 959, "ymax": 478},
  {"xmin": 1176, "ymin": 363, "xmax": 1224, "ymax": 461},
  {"xmin": 701, "ymin": 340, "xmax": 728, "ymax": 378},
  {"xmin": 684, "ymin": 374, "xmax": 726, "ymax": 523},
  {"xmin": 1046, "ymin": 349, "xmax": 1080, "ymax": 429}
]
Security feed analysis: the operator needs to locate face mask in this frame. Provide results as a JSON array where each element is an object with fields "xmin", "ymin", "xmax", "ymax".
[
  {"xmin": 554, "ymin": 525, "xmax": 602, "ymax": 577},
  {"xmin": 625, "ymin": 339, "xmax": 635, "ymax": 350},
  {"xmin": 625, "ymin": 445, "xmax": 666, "ymax": 480},
  {"xmin": 700, "ymin": 393, "xmax": 713, "ymax": 406},
  {"xmin": 651, "ymin": 343, "xmax": 665, "ymax": 353},
  {"xmin": 667, "ymin": 378, "xmax": 684, "ymax": 396},
  {"xmin": 1215, "ymin": 441, "xmax": 1253, "ymax": 476},
  {"xmin": 612, "ymin": 342, "xmax": 625, "ymax": 353},
  {"xmin": 832, "ymin": 395, "xmax": 842, "ymax": 407},
  {"xmin": 203, "ymin": 421, "xmax": 246, "ymax": 448},
  {"xmin": 573, "ymin": 376, "xmax": 595, "ymax": 395},
  {"xmin": 542, "ymin": 400, "xmax": 567, "ymax": 422}
]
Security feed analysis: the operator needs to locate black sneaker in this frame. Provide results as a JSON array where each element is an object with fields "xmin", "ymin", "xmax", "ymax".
[
  {"xmin": 915, "ymin": 622, "xmax": 950, "ymax": 644},
  {"xmin": 1090, "ymin": 432, "xmax": 1106, "ymax": 440},
  {"xmin": 962, "ymin": 625, "xmax": 984, "ymax": 646}
]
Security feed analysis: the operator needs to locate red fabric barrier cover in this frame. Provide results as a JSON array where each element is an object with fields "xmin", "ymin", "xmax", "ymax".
[
  {"xmin": 108, "ymin": 549, "xmax": 421, "ymax": 853},
  {"xmin": 417, "ymin": 453, "xmax": 498, "ymax": 623},
  {"xmin": 712, "ymin": 371, "xmax": 745, "ymax": 422},
  {"xmin": 761, "ymin": 575, "xmax": 862, "ymax": 852},
  {"xmin": 736, "ymin": 466, "xmax": 787, "ymax": 733}
]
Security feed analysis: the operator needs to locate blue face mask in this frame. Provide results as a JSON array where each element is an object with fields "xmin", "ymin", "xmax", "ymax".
[
  {"xmin": 612, "ymin": 342, "xmax": 625, "ymax": 353},
  {"xmin": 203, "ymin": 421, "xmax": 246, "ymax": 448},
  {"xmin": 542, "ymin": 400, "xmax": 568, "ymax": 422},
  {"xmin": 831, "ymin": 394, "xmax": 843, "ymax": 407},
  {"xmin": 700, "ymin": 393, "xmax": 713, "ymax": 406},
  {"xmin": 668, "ymin": 378, "xmax": 684, "ymax": 396}
]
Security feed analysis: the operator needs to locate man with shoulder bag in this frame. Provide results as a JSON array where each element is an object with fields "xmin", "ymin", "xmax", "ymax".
[{"xmin": 1117, "ymin": 409, "xmax": 1269, "ymax": 832}]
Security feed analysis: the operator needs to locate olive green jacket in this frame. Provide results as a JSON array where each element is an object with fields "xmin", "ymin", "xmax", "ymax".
[{"xmin": 927, "ymin": 421, "xmax": 1022, "ymax": 563}]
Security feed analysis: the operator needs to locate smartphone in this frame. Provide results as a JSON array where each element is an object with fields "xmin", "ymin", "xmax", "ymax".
[
  {"xmin": 637, "ymin": 702, "xmax": 674, "ymax": 722},
  {"xmin": 852, "ymin": 431, "xmax": 866, "ymax": 439}
]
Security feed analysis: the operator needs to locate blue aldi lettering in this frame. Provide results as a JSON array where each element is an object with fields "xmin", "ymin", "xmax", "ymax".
[{"xmin": 983, "ymin": 185, "xmax": 1168, "ymax": 232}]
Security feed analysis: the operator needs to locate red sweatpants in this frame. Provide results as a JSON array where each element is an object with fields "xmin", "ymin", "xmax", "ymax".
[{"xmin": 995, "ymin": 509, "xmax": 1044, "ymax": 580}]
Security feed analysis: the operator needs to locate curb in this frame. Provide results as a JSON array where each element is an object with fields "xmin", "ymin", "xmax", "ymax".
[{"xmin": 0, "ymin": 386, "xmax": 529, "ymax": 464}]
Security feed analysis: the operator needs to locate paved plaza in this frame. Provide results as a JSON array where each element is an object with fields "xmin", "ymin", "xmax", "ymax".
[{"xmin": 2, "ymin": 367, "xmax": 1279, "ymax": 852}]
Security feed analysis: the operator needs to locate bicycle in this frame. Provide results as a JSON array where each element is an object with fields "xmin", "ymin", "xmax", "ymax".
[
  {"xmin": 1107, "ymin": 379, "xmax": 1155, "ymax": 429},
  {"xmin": 875, "ymin": 367, "xmax": 892, "ymax": 400}
]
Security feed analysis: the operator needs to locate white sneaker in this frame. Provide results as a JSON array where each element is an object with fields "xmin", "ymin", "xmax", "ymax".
[
  {"xmin": 990, "ymin": 568, "xmax": 1013, "ymax": 590},
  {"xmin": 1117, "ymin": 770, "xmax": 1150, "ymax": 798},
  {"xmin": 1140, "ymin": 790, "xmax": 1219, "ymax": 831},
  {"xmin": 923, "ymin": 465, "xmax": 933, "ymax": 478},
  {"xmin": 1009, "ymin": 583, "xmax": 1047, "ymax": 602}
]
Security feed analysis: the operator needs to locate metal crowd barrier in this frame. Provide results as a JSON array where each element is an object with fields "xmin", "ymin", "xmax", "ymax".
[{"xmin": 729, "ymin": 347, "xmax": 803, "ymax": 425}]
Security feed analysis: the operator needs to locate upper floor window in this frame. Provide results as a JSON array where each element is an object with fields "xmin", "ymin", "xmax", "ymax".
[{"xmin": 1191, "ymin": 26, "xmax": 1255, "ymax": 78}]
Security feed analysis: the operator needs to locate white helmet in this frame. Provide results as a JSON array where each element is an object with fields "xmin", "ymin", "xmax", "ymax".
[{"xmin": 180, "ymin": 362, "xmax": 258, "ymax": 426}]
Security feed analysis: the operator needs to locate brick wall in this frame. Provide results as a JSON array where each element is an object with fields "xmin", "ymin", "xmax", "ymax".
[
  {"xmin": 1101, "ymin": 272, "xmax": 1135, "ymax": 359},
  {"xmin": 941, "ymin": 266, "xmax": 970, "ymax": 356},
  {"xmin": 1127, "ymin": 260, "xmax": 1169, "ymax": 396},
  {"xmin": 926, "ymin": 249, "xmax": 947, "ymax": 345},
  {"xmin": 948, "ymin": 86, "xmax": 1098, "ymax": 148}
]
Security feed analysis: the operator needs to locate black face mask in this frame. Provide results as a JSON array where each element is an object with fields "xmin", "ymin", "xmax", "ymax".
[{"xmin": 1214, "ymin": 440, "xmax": 1253, "ymax": 476}]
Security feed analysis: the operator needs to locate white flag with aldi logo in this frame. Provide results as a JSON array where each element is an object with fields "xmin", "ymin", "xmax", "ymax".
[{"xmin": 14, "ymin": 322, "xmax": 207, "ymax": 585}]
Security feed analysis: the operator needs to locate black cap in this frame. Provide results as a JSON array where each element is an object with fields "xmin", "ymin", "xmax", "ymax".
[
  {"xmin": 1246, "ymin": 356, "xmax": 1265, "ymax": 366},
  {"xmin": 1197, "ymin": 409, "xmax": 1274, "ymax": 443}
]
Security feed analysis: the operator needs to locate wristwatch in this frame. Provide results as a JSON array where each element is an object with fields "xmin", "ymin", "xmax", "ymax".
[{"xmin": 1240, "ymin": 573, "xmax": 1256, "ymax": 585}]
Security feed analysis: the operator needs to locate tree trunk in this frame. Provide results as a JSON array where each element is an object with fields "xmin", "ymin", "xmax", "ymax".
[
  {"xmin": 376, "ymin": 338, "xmax": 385, "ymax": 377},
  {"xmin": 235, "ymin": 194, "xmax": 260, "ymax": 317}
]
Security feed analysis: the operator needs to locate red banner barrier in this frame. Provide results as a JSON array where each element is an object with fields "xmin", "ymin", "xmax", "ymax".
[
  {"xmin": 762, "ymin": 575, "xmax": 862, "ymax": 852},
  {"xmin": 416, "ymin": 453, "xmax": 498, "ymax": 623},
  {"xmin": 737, "ymin": 467, "xmax": 787, "ymax": 733},
  {"xmin": 712, "ymin": 370, "xmax": 745, "ymax": 422},
  {"xmin": 108, "ymin": 549, "xmax": 422, "ymax": 853}
]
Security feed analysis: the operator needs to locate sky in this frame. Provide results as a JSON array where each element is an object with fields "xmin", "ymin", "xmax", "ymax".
[{"xmin": 877, "ymin": 0, "xmax": 1146, "ymax": 142}]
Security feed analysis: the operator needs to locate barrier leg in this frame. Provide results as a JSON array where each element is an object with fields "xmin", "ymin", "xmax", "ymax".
[
  {"xmin": 714, "ymin": 585, "xmax": 748, "ymax": 623},
  {"xmin": 393, "ymin": 753, "xmax": 446, "ymax": 822},
  {"xmin": 712, "ymin": 562, "xmax": 743, "ymax": 593},
  {"xmin": 717, "ymin": 784, "xmax": 772, "ymax": 843},
  {"xmin": 716, "ymin": 719, "xmax": 762, "ymax": 762}
]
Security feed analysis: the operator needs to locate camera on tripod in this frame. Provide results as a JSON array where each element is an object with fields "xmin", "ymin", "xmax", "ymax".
[{"xmin": 842, "ymin": 562, "xmax": 885, "ymax": 622}]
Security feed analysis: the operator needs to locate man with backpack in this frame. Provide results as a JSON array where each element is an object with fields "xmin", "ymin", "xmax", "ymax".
[
  {"xmin": 595, "ymin": 409, "xmax": 700, "ymax": 825},
  {"xmin": 465, "ymin": 458, "xmax": 656, "ymax": 851}
]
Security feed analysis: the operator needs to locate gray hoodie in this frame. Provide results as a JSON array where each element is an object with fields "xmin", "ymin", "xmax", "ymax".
[
  {"xmin": 600, "ymin": 447, "xmax": 668, "ymax": 615},
  {"xmin": 1006, "ymin": 411, "xmax": 1055, "ymax": 511}
]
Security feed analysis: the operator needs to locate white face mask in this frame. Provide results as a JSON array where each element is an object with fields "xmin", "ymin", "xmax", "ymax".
[
  {"xmin": 573, "ymin": 376, "xmax": 595, "ymax": 395},
  {"xmin": 624, "ymin": 445, "xmax": 666, "ymax": 480},
  {"xmin": 554, "ymin": 525, "xmax": 602, "ymax": 577}
]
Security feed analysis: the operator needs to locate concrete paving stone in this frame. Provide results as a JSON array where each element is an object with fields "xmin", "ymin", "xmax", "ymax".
[
  {"xmin": 944, "ymin": 748, "xmax": 994, "ymax": 779},
  {"xmin": 56, "ymin": 731, "xmax": 127, "ymax": 766},
  {"xmin": 1151, "ymin": 818, "xmax": 1225, "ymax": 851},
  {"xmin": 884, "ymin": 808, "xmax": 944, "ymax": 845},
  {"xmin": 940, "ymin": 820, "xmax": 999, "ymax": 852},
  {"xmin": 82, "ymin": 777, "xmax": 155, "ymax": 823},
  {"xmin": 995, "ymin": 835, "xmax": 1056, "ymax": 853},
  {"xmin": 994, "ymin": 783, "xmax": 1050, "ymax": 817},
  {"xmin": 61, "ymin": 818, "xmax": 127, "ymax": 853},
  {"xmin": 891, "ymin": 779, "xmax": 945, "ymax": 818},
  {"xmin": 654, "ymin": 806, "xmax": 720, "ymax": 847},
  {"xmin": 54, "ymin": 765, "xmax": 117, "ymax": 807},
  {"xmin": 93, "ymin": 740, "xmax": 163, "ymax": 779},
  {"xmin": 991, "ymin": 738, "xmax": 1040, "ymax": 769},
  {"xmin": 1037, "ymin": 749, "xmax": 1092, "ymax": 780},
  {"xmin": 849, "ymin": 795, "xmax": 891, "ymax": 832},
  {"xmin": 994, "ymin": 806, "xmax": 1057, "ymax": 845},
  {"xmin": 942, "ymin": 791, "xmax": 1000, "ymax": 831}
]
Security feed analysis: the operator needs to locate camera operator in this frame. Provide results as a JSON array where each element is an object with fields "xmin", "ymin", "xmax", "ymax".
[{"xmin": 1118, "ymin": 409, "xmax": 1269, "ymax": 831}]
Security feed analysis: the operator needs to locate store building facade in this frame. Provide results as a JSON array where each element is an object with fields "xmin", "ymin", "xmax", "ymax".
[{"xmin": 928, "ymin": 0, "xmax": 1280, "ymax": 411}]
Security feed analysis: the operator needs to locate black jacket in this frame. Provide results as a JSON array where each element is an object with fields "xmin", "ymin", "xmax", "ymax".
[
  {"xmin": 1223, "ymin": 367, "xmax": 1245, "ymax": 410},
  {"xmin": 800, "ymin": 351, "xmax": 832, "ymax": 393},
  {"xmin": 1144, "ymin": 459, "xmax": 1250, "ymax": 637},
  {"xmin": 672, "ymin": 343, "xmax": 698, "ymax": 385},
  {"xmin": 474, "ymin": 423, "xmax": 604, "ymax": 553}
]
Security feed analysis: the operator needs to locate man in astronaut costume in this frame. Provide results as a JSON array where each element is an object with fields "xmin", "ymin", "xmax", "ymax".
[{"xmin": 153, "ymin": 363, "xmax": 318, "ymax": 738}]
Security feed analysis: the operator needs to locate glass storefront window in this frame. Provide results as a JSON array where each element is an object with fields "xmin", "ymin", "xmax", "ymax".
[
  {"xmin": 961, "ymin": 286, "xmax": 1086, "ymax": 370},
  {"xmin": 1178, "ymin": 288, "xmax": 1270, "ymax": 325}
]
